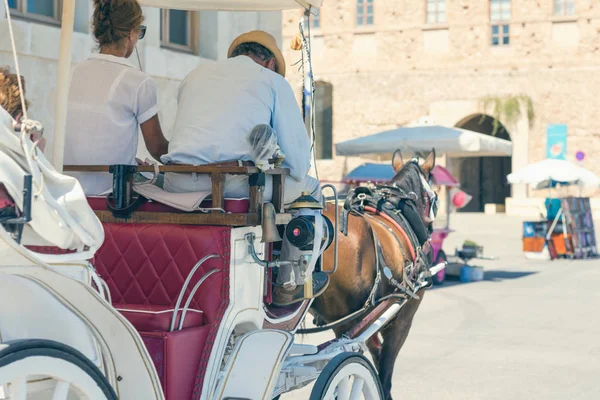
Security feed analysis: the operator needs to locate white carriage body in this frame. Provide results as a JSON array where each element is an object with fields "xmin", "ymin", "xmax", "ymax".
[
  {"xmin": 0, "ymin": 218, "xmax": 309, "ymax": 399},
  {"xmin": 0, "ymin": 0, "xmax": 405, "ymax": 398}
]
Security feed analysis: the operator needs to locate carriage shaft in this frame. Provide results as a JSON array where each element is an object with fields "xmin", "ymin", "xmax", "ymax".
[{"xmin": 354, "ymin": 302, "xmax": 405, "ymax": 343}]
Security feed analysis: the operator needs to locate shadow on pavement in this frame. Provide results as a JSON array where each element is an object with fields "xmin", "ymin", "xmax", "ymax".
[
  {"xmin": 483, "ymin": 270, "xmax": 538, "ymax": 281},
  {"xmin": 430, "ymin": 270, "xmax": 538, "ymax": 290}
]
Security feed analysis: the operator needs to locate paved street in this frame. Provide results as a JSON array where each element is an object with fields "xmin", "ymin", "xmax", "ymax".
[{"xmin": 283, "ymin": 213, "xmax": 600, "ymax": 399}]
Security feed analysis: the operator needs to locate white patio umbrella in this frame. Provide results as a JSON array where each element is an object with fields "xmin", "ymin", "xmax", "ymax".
[
  {"xmin": 506, "ymin": 159, "xmax": 600, "ymax": 190},
  {"xmin": 335, "ymin": 125, "xmax": 513, "ymax": 158}
]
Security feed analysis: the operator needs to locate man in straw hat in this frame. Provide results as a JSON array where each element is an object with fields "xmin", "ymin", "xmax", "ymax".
[{"xmin": 161, "ymin": 31, "xmax": 328, "ymax": 306}]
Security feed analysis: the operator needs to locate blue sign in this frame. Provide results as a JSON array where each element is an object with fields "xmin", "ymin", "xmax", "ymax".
[
  {"xmin": 546, "ymin": 124, "xmax": 567, "ymax": 160},
  {"xmin": 576, "ymin": 151, "xmax": 585, "ymax": 162}
]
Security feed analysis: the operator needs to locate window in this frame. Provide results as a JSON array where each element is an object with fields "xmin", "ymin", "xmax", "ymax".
[
  {"xmin": 314, "ymin": 81, "xmax": 333, "ymax": 160},
  {"xmin": 490, "ymin": 0, "xmax": 510, "ymax": 46},
  {"xmin": 426, "ymin": 0, "xmax": 446, "ymax": 24},
  {"xmin": 310, "ymin": 9, "xmax": 320, "ymax": 29},
  {"xmin": 7, "ymin": 0, "xmax": 62, "ymax": 24},
  {"xmin": 554, "ymin": 0, "xmax": 575, "ymax": 16},
  {"xmin": 160, "ymin": 9, "xmax": 195, "ymax": 52},
  {"xmin": 357, "ymin": 0, "xmax": 374, "ymax": 26},
  {"xmin": 491, "ymin": 24, "xmax": 510, "ymax": 46},
  {"xmin": 490, "ymin": 0, "xmax": 511, "ymax": 21}
]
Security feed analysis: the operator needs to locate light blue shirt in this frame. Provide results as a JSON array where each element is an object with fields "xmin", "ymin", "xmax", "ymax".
[{"xmin": 161, "ymin": 56, "xmax": 311, "ymax": 181}]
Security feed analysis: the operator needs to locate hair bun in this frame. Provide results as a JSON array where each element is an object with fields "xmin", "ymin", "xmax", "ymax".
[
  {"xmin": 94, "ymin": 0, "xmax": 111, "ymax": 17},
  {"xmin": 92, "ymin": 0, "xmax": 144, "ymax": 48}
]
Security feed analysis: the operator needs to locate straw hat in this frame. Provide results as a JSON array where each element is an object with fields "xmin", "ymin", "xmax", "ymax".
[{"xmin": 228, "ymin": 30, "xmax": 286, "ymax": 77}]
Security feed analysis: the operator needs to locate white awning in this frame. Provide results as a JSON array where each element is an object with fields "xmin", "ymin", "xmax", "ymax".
[
  {"xmin": 139, "ymin": 0, "xmax": 321, "ymax": 10},
  {"xmin": 335, "ymin": 125, "xmax": 513, "ymax": 158}
]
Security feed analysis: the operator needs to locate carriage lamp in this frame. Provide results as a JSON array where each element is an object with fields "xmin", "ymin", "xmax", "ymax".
[
  {"xmin": 286, "ymin": 191, "xmax": 334, "ymax": 253},
  {"xmin": 285, "ymin": 215, "xmax": 333, "ymax": 252},
  {"xmin": 286, "ymin": 216, "xmax": 315, "ymax": 250}
]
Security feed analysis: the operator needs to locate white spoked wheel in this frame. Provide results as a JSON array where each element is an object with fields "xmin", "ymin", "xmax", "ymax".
[
  {"xmin": 0, "ymin": 339, "xmax": 117, "ymax": 400},
  {"xmin": 310, "ymin": 352, "xmax": 383, "ymax": 400}
]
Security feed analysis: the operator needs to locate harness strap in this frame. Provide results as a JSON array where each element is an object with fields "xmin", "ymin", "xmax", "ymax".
[
  {"xmin": 365, "ymin": 220, "xmax": 384, "ymax": 308},
  {"xmin": 364, "ymin": 205, "xmax": 417, "ymax": 261},
  {"xmin": 364, "ymin": 211, "xmax": 420, "ymax": 296},
  {"xmin": 362, "ymin": 212, "xmax": 410, "ymax": 265}
]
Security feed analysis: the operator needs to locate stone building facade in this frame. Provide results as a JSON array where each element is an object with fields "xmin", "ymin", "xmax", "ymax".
[{"xmin": 283, "ymin": 0, "xmax": 600, "ymax": 216}]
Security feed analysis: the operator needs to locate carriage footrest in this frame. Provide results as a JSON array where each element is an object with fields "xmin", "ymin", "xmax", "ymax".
[{"xmin": 217, "ymin": 330, "xmax": 292, "ymax": 399}]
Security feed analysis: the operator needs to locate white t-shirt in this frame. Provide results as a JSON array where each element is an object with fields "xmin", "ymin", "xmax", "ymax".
[
  {"xmin": 64, "ymin": 53, "xmax": 158, "ymax": 195},
  {"xmin": 161, "ymin": 56, "xmax": 311, "ymax": 182}
]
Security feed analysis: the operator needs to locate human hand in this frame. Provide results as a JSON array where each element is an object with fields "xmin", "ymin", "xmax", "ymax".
[{"xmin": 29, "ymin": 131, "xmax": 46, "ymax": 152}]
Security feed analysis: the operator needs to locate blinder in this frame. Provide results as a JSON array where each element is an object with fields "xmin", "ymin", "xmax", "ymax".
[
  {"xmin": 408, "ymin": 158, "xmax": 439, "ymax": 222},
  {"xmin": 420, "ymin": 174, "xmax": 438, "ymax": 221}
]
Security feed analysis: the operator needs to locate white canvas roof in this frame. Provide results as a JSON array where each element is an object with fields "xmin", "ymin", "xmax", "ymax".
[{"xmin": 139, "ymin": 0, "xmax": 322, "ymax": 10}]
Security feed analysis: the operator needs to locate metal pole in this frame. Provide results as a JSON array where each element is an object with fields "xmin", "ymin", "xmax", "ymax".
[
  {"xmin": 52, "ymin": 0, "xmax": 76, "ymax": 173},
  {"xmin": 320, "ymin": 184, "xmax": 338, "ymax": 275}
]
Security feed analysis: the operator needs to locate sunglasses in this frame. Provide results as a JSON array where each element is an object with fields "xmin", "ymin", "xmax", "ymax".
[{"xmin": 139, "ymin": 25, "xmax": 147, "ymax": 40}]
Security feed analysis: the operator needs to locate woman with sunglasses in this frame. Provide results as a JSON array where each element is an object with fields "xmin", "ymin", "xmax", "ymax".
[{"xmin": 64, "ymin": 0, "xmax": 168, "ymax": 195}]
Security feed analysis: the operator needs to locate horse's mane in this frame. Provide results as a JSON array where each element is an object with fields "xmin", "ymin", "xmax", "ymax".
[{"xmin": 391, "ymin": 161, "xmax": 427, "ymax": 195}]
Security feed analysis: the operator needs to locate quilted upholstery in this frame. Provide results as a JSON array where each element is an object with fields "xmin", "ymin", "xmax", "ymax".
[{"xmin": 92, "ymin": 224, "xmax": 230, "ymax": 324}]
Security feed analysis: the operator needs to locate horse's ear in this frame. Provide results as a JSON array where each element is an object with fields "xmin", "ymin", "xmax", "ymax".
[
  {"xmin": 392, "ymin": 150, "xmax": 404, "ymax": 173},
  {"xmin": 421, "ymin": 148, "xmax": 436, "ymax": 174}
]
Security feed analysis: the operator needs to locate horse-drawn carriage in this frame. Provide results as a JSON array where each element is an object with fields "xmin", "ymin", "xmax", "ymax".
[{"xmin": 0, "ymin": 1, "xmax": 445, "ymax": 399}]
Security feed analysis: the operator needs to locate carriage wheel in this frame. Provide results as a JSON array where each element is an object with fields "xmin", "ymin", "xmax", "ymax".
[
  {"xmin": 432, "ymin": 250, "xmax": 447, "ymax": 285},
  {"xmin": 310, "ymin": 352, "xmax": 383, "ymax": 400},
  {"xmin": 0, "ymin": 339, "xmax": 117, "ymax": 400}
]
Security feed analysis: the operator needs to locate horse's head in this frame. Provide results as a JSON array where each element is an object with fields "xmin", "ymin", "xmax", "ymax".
[{"xmin": 390, "ymin": 148, "xmax": 438, "ymax": 227}]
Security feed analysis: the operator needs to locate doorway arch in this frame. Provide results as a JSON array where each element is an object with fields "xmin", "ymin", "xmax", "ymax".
[{"xmin": 453, "ymin": 114, "xmax": 512, "ymax": 212}]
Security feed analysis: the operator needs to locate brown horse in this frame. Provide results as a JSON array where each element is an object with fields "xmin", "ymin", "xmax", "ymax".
[{"xmin": 313, "ymin": 148, "xmax": 437, "ymax": 400}]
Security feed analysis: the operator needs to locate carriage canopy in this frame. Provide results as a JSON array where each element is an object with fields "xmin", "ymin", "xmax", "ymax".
[{"xmin": 139, "ymin": 0, "xmax": 322, "ymax": 10}]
